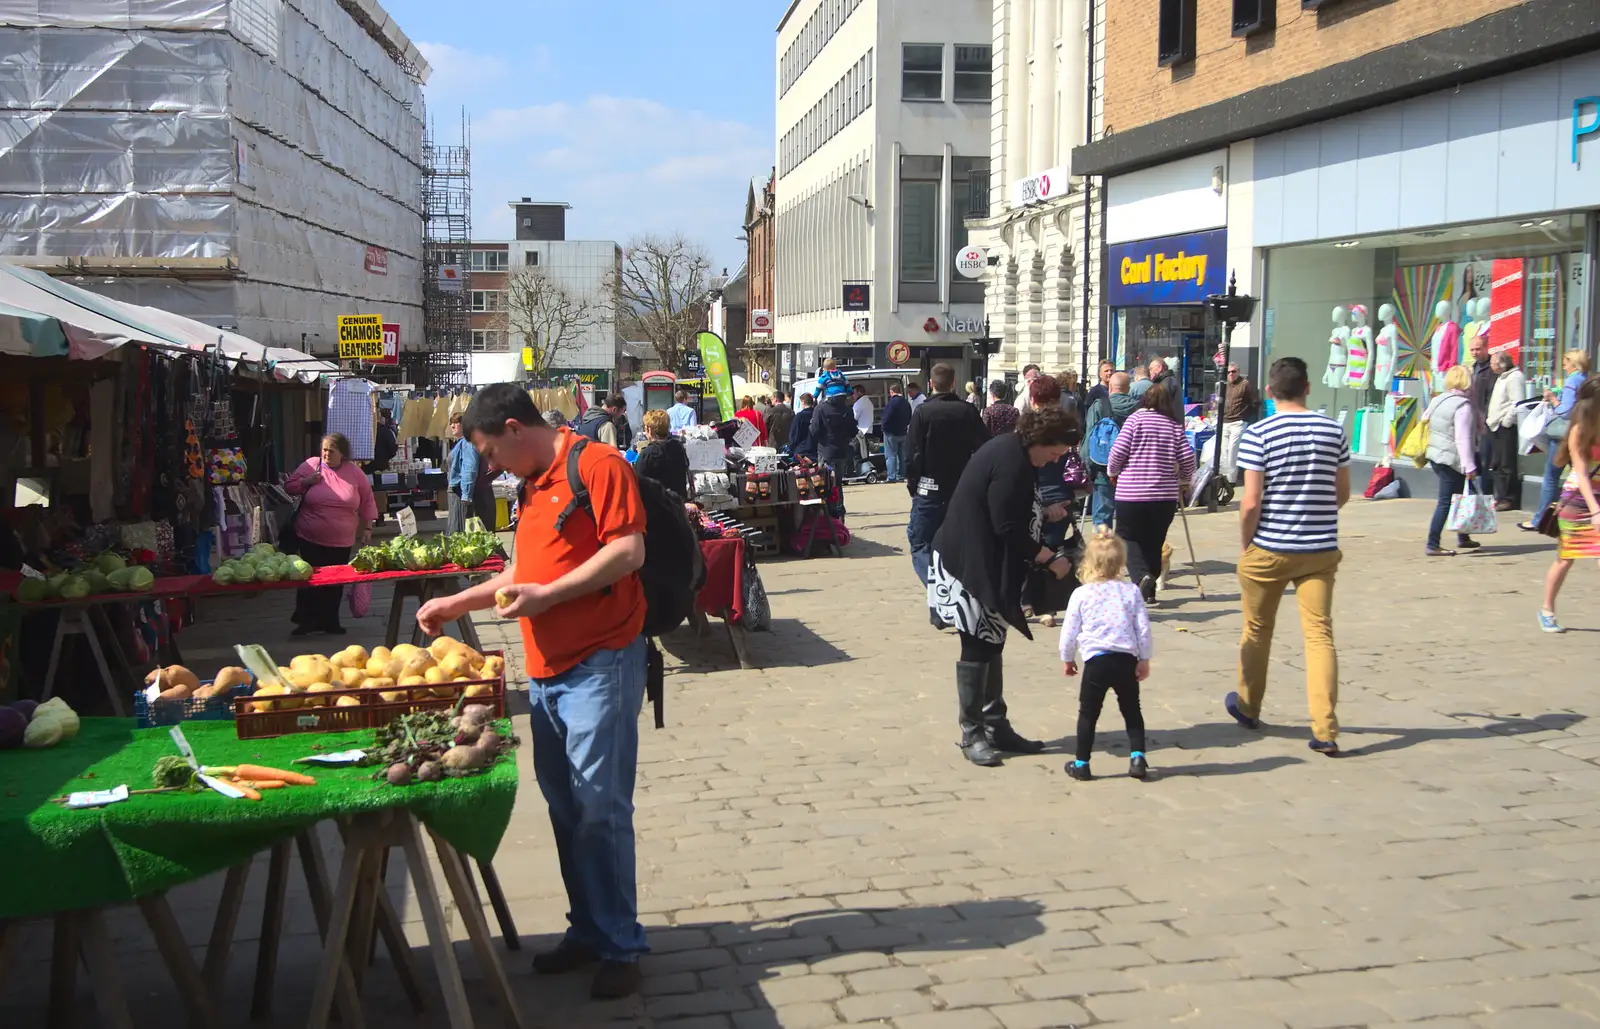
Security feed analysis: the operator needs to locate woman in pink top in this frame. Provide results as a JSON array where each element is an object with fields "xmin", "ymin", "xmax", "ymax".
[
  {"xmin": 284, "ymin": 432, "xmax": 377, "ymax": 635},
  {"xmin": 1106, "ymin": 384, "xmax": 1195, "ymax": 605}
]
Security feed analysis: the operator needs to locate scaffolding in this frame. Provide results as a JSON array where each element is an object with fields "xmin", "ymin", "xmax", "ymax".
[{"xmin": 413, "ymin": 109, "xmax": 472, "ymax": 388}]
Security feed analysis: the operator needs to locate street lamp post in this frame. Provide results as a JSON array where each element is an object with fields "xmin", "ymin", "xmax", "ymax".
[
  {"xmin": 969, "ymin": 317, "xmax": 1001, "ymax": 393},
  {"xmin": 1203, "ymin": 272, "xmax": 1259, "ymax": 513}
]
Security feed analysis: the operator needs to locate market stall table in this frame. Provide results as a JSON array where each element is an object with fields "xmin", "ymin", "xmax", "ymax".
[
  {"xmin": 0, "ymin": 719, "xmax": 524, "ymax": 1029},
  {"xmin": 2, "ymin": 559, "xmax": 504, "ymax": 714}
]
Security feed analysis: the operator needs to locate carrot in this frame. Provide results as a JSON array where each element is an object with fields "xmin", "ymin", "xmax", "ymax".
[
  {"xmin": 220, "ymin": 779, "xmax": 261, "ymax": 801},
  {"xmin": 207, "ymin": 764, "xmax": 316, "ymax": 786},
  {"xmin": 238, "ymin": 779, "xmax": 287, "ymax": 790}
]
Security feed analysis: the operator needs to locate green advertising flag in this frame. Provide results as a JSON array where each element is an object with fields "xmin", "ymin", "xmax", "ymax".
[{"xmin": 696, "ymin": 330, "xmax": 736, "ymax": 421}]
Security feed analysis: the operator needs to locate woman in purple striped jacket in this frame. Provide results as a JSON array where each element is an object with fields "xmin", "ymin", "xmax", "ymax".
[{"xmin": 1107, "ymin": 384, "xmax": 1195, "ymax": 605}]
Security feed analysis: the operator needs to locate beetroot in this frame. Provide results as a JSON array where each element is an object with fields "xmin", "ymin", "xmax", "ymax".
[
  {"xmin": 10, "ymin": 699, "xmax": 37, "ymax": 722},
  {"xmin": 0, "ymin": 707, "xmax": 25, "ymax": 749}
]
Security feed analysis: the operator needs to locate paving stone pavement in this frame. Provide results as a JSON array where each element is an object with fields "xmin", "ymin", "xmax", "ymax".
[{"xmin": 5, "ymin": 484, "xmax": 1600, "ymax": 1028}]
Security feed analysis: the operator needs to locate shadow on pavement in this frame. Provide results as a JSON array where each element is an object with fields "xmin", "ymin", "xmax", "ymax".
[
  {"xmin": 656, "ymin": 619, "xmax": 852, "ymax": 671},
  {"xmin": 623, "ymin": 898, "xmax": 1048, "ymax": 1025},
  {"xmin": 1159, "ymin": 755, "xmax": 1307, "ymax": 777}
]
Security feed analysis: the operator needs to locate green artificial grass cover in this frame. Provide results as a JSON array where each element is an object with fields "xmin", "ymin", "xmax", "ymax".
[{"xmin": 0, "ymin": 718, "xmax": 519, "ymax": 919}]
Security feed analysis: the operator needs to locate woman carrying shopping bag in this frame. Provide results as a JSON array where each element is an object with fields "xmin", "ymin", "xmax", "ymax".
[{"xmin": 1422, "ymin": 364, "xmax": 1483, "ymax": 557}]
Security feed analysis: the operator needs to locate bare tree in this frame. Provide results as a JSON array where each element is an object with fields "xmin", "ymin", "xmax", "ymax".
[
  {"xmin": 497, "ymin": 266, "xmax": 609, "ymax": 379},
  {"xmin": 618, "ymin": 233, "xmax": 712, "ymax": 374}
]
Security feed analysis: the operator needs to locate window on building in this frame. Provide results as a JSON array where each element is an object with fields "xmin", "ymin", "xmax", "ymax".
[
  {"xmin": 899, "ymin": 155, "xmax": 942, "ymax": 284},
  {"xmin": 950, "ymin": 156, "xmax": 989, "ymax": 299},
  {"xmin": 1231, "ymin": 0, "xmax": 1275, "ymax": 36},
  {"xmin": 470, "ymin": 290, "xmax": 503, "ymax": 313},
  {"xmin": 1157, "ymin": 0, "xmax": 1197, "ymax": 66},
  {"xmin": 902, "ymin": 44, "xmax": 942, "ymax": 101},
  {"xmin": 470, "ymin": 329, "xmax": 506, "ymax": 352},
  {"xmin": 470, "ymin": 250, "xmax": 508, "ymax": 272},
  {"xmin": 953, "ymin": 45, "xmax": 991, "ymax": 102},
  {"xmin": 525, "ymin": 251, "xmax": 539, "ymax": 266}
]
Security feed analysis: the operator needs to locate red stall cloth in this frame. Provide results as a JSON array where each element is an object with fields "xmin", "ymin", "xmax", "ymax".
[{"xmin": 696, "ymin": 537, "xmax": 745, "ymax": 624}]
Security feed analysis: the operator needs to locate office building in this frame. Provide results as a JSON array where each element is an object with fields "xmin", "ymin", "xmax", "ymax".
[{"xmin": 773, "ymin": 0, "xmax": 992, "ymax": 386}]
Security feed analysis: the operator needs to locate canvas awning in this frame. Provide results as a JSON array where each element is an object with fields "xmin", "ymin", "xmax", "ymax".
[{"xmin": 0, "ymin": 265, "xmax": 340, "ymax": 383}]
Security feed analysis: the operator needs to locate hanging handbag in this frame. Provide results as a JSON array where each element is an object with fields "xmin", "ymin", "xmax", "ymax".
[
  {"xmin": 1535, "ymin": 498, "xmax": 1563, "ymax": 539},
  {"xmin": 1061, "ymin": 451, "xmax": 1090, "ymax": 490},
  {"xmin": 1445, "ymin": 481, "xmax": 1498, "ymax": 535}
]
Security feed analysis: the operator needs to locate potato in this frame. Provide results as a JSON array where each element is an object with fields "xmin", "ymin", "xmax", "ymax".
[
  {"xmin": 423, "ymin": 665, "xmax": 448, "ymax": 685},
  {"xmin": 401, "ymin": 653, "xmax": 436, "ymax": 678},
  {"xmin": 439, "ymin": 652, "xmax": 474, "ymax": 679},
  {"xmin": 455, "ymin": 645, "xmax": 483, "ymax": 667},
  {"xmin": 248, "ymin": 685, "xmax": 286, "ymax": 712},
  {"xmin": 398, "ymin": 674, "xmax": 429, "ymax": 689},
  {"xmin": 364, "ymin": 655, "xmax": 390, "ymax": 678},
  {"xmin": 338, "ymin": 666, "xmax": 366, "ymax": 688},
  {"xmin": 23, "ymin": 716, "xmax": 64, "ymax": 748},
  {"xmin": 464, "ymin": 682, "xmax": 494, "ymax": 699},
  {"xmin": 346, "ymin": 645, "xmax": 371, "ymax": 667},
  {"xmin": 335, "ymin": 694, "xmax": 363, "ymax": 708},
  {"xmin": 371, "ymin": 646, "xmax": 392, "ymax": 665},
  {"xmin": 303, "ymin": 682, "xmax": 337, "ymax": 706},
  {"xmin": 391, "ymin": 643, "xmax": 422, "ymax": 662},
  {"xmin": 360, "ymin": 676, "xmax": 395, "ymax": 692},
  {"xmin": 441, "ymin": 745, "xmax": 487, "ymax": 771},
  {"xmin": 383, "ymin": 657, "xmax": 406, "ymax": 679},
  {"xmin": 479, "ymin": 656, "xmax": 505, "ymax": 679},
  {"xmin": 145, "ymin": 664, "xmax": 201, "ymax": 694},
  {"xmin": 212, "ymin": 666, "xmax": 251, "ymax": 692},
  {"xmin": 428, "ymin": 636, "xmax": 464, "ymax": 662},
  {"xmin": 328, "ymin": 648, "xmax": 358, "ymax": 670}
]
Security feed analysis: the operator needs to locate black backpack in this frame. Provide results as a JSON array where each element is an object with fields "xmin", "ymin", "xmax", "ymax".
[{"xmin": 553, "ymin": 437, "xmax": 705, "ymax": 726}]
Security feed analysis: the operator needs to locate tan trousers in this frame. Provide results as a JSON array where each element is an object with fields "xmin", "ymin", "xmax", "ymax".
[{"xmin": 1236, "ymin": 546, "xmax": 1341, "ymax": 743}]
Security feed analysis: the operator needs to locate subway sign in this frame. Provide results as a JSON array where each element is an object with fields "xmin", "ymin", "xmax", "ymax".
[
  {"xmin": 336, "ymin": 313, "xmax": 384, "ymax": 360},
  {"xmin": 1106, "ymin": 229, "xmax": 1227, "ymax": 307}
]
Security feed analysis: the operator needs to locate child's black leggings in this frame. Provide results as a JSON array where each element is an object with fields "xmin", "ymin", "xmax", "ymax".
[{"xmin": 1076, "ymin": 652, "xmax": 1146, "ymax": 761}]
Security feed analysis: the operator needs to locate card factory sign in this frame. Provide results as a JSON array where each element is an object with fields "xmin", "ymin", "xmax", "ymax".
[{"xmin": 1106, "ymin": 229, "xmax": 1228, "ymax": 307}]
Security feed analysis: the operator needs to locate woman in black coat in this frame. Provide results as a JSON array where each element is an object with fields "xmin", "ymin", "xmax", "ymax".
[
  {"xmin": 634, "ymin": 409, "xmax": 691, "ymax": 499},
  {"xmin": 928, "ymin": 405, "xmax": 1078, "ymax": 767}
]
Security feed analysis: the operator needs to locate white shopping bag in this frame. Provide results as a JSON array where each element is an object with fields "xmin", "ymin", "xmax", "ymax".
[
  {"xmin": 1518, "ymin": 401, "xmax": 1551, "ymax": 455},
  {"xmin": 1445, "ymin": 484, "xmax": 1498, "ymax": 535}
]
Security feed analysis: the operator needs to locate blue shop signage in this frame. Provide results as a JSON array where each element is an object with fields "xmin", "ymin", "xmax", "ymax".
[{"xmin": 1107, "ymin": 228, "xmax": 1227, "ymax": 307}]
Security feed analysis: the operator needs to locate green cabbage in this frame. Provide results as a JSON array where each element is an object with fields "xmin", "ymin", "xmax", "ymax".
[
  {"xmin": 126, "ymin": 566, "xmax": 155, "ymax": 591},
  {"xmin": 256, "ymin": 563, "xmax": 282, "ymax": 583},
  {"xmin": 351, "ymin": 545, "xmax": 391, "ymax": 573},
  {"xmin": 230, "ymin": 562, "xmax": 257, "ymax": 584},
  {"xmin": 399, "ymin": 538, "xmax": 445, "ymax": 571},
  {"xmin": 212, "ymin": 565, "xmax": 237, "ymax": 585},
  {"xmin": 81, "ymin": 570, "xmax": 111, "ymax": 594},
  {"xmin": 252, "ymin": 542, "xmax": 277, "ymax": 557},
  {"xmin": 16, "ymin": 578, "xmax": 50, "ymax": 603},
  {"xmin": 94, "ymin": 552, "xmax": 127, "ymax": 575},
  {"xmin": 287, "ymin": 558, "xmax": 314, "ymax": 581},
  {"xmin": 57, "ymin": 575, "xmax": 91, "ymax": 599}
]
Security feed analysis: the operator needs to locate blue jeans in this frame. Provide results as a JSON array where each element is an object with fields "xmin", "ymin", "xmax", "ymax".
[
  {"xmin": 529, "ymin": 635, "xmax": 648, "ymax": 962},
  {"xmin": 1091, "ymin": 479, "xmax": 1116, "ymax": 528},
  {"xmin": 1428, "ymin": 466, "xmax": 1468, "ymax": 549},
  {"xmin": 1538, "ymin": 446, "xmax": 1568, "ymax": 515},
  {"xmin": 883, "ymin": 434, "xmax": 907, "ymax": 482},
  {"xmin": 907, "ymin": 494, "xmax": 947, "ymax": 585}
]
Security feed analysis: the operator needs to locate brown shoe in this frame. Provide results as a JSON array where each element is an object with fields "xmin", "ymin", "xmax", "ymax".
[{"xmin": 1493, "ymin": 500, "xmax": 1516, "ymax": 512}]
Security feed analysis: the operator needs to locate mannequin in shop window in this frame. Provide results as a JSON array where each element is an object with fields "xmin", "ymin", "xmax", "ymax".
[
  {"xmin": 1430, "ymin": 300, "xmax": 1461, "ymax": 390},
  {"xmin": 1372, "ymin": 303, "xmax": 1399, "ymax": 393},
  {"xmin": 1345, "ymin": 305, "xmax": 1373, "ymax": 390},
  {"xmin": 1323, "ymin": 306, "xmax": 1350, "ymax": 389}
]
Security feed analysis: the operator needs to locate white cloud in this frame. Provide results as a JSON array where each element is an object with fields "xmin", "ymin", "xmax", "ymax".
[{"xmin": 419, "ymin": 58, "xmax": 766, "ymax": 270}]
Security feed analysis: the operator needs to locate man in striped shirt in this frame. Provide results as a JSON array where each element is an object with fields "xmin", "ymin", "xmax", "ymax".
[{"xmin": 1226, "ymin": 356, "xmax": 1351, "ymax": 757}]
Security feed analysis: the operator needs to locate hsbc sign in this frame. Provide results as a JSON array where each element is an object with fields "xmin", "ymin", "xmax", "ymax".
[{"xmin": 1012, "ymin": 166, "xmax": 1071, "ymax": 208}]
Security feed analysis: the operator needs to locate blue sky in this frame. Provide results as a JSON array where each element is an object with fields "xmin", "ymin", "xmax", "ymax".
[{"xmin": 382, "ymin": 0, "xmax": 778, "ymax": 273}]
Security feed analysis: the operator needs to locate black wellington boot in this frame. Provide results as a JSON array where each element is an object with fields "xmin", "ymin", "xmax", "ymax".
[
  {"xmin": 984, "ymin": 655, "xmax": 1044, "ymax": 754},
  {"xmin": 957, "ymin": 661, "xmax": 1003, "ymax": 766}
]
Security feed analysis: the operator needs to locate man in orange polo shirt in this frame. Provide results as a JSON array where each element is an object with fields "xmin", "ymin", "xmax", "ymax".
[{"xmin": 417, "ymin": 383, "xmax": 648, "ymax": 999}]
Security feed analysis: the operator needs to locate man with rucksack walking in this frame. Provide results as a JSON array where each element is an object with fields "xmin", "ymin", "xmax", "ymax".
[
  {"xmin": 1081, "ymin": 372, "xmax": 1138, "ymax": 529},
  {"xmin": 418, "ymin": 383, "xmax": 696, "ymax": 1001}
]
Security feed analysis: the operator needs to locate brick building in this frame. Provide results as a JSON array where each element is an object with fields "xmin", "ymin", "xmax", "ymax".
[
  {"xmin": 745, "ymin": 171, "xmax": 777, "ymax": 339},
  {"xmin": 1075, "ymin": 0, "xmax": 1600, "ymax": 501}
]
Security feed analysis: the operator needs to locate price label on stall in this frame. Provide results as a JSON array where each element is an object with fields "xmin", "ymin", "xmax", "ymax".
[
  {"xmin": 397, "ymin": 507, "xmax": 418, "ymax": 537},
  {"xmin": 20, "ymin": 564, "xmax": 43, "ymax": 580}
]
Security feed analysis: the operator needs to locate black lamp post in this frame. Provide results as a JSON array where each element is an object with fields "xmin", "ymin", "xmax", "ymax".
[
  {"xmin": 1203, "ymin": 272, "xmax": 1259, "ymax": 512},
  {"xmin": 969, "ymin": 317, "xmax": 1001, "ymax": 397}
]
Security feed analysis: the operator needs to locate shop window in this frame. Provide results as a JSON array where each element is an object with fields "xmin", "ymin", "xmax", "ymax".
[
  {"xmin": 1231, "ymin": 0, "xmax": 1274, "ymax": 37},
  {"xmin": 899, "ymin": 156, "xmax": 942, "ymax": 289},
  {"xmin": 1157, "ymin": 0, "xmax": 1196, "ymax": 67},
  {"xmin": 953, "ymin": 45, "xmax": 991, "ymax": 103},
  {"xmin": 902, "ymin": 44, "xmax": 943, "ymax": 101}
]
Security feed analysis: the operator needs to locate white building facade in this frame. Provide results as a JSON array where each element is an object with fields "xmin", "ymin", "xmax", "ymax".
[
  {"xmin": 965, "ymin": 0, "xmax": 1104, "ymax": 383},
  {"xmin": 773, "ymin": 0, "xmax": 993, "ymax": 384}
]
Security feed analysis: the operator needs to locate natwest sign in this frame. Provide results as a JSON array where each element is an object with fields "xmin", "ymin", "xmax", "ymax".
[{"xmin": 1012, "ymin": 166, "xmax": 1071, "ymax": 208}]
